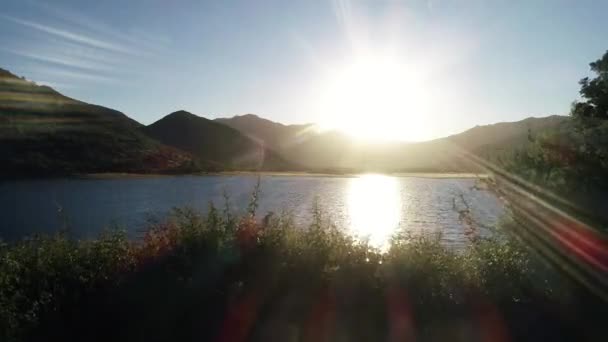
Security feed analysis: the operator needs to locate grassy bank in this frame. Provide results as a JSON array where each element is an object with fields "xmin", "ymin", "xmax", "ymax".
[{"xmin": 1, "ymin": 205, "xmax": 606, "ymax": 342}]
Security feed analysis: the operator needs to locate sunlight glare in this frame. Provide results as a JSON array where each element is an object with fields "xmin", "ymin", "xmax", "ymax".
[
  {"xmin": 347, "ymin": 174, "xmax": 402, "ymax": 251},
  {"xmin": 319, "ymin": 55, "xmax": 431, "ymax": 141}
]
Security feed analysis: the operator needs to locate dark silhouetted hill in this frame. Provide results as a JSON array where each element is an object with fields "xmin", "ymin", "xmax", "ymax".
[
  {"xmin": 145, "ymin": 111, "xmax": 296, "ymax": 170},
  {"xmin": 0, "ymin": 68, "xmax": 193, "ymax": 176}
]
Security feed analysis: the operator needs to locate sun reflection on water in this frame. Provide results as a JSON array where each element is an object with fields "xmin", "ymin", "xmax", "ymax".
[{"xmin": 347, "ymin": 174, "xmax": 402, "ymax": 251}]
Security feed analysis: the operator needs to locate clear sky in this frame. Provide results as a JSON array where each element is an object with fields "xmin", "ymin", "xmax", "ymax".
[{"xmin": 1, "ymin": 0, "xmax": 607, "ymax": 140}]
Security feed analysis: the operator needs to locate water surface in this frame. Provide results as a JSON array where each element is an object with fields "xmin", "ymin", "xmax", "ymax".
[{"xmin": 0, "ymin": 174, "xmax": 505, "ymax": 249}]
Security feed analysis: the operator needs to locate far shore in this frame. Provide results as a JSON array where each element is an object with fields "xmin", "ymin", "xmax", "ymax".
[{"xmin": 81, "ymin": 171, "xmax": 491, "ymax": 180}]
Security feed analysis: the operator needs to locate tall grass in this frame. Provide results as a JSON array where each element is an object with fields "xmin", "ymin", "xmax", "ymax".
[{"xmin": 1, "ymin": 200, "xmax": 605, "ymax": 341}]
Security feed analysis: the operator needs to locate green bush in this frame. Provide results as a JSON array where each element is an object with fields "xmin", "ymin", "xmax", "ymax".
[{"xmin": 0, "ymin": 205, "xmax": 605, "ymax": 341}]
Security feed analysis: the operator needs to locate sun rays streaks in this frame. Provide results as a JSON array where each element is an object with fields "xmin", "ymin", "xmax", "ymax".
[{"xmin": 442, "ymin": 141, "xmax": 608, "ymax": 301}]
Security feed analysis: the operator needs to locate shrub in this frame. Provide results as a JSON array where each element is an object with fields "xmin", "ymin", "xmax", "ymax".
[{"xmin": 0, "ymin": 205, "xmax": 605, "ymax": 341}]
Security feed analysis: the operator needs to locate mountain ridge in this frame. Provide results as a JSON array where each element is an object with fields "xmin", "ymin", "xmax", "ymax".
[
  {"xmin": 215, "ymin": 113, "xmax": 317, "ymax": 152},
  {"xmin": 145, "ymin": 110, "xmax": 297, "ymax": 171},
  {"xmin": 0, "ymin": 68, "xmax": 193, "ymax": 176},
  {"xmin": 0, "ymin": 66, "xmax": 570, "ymax": 176},
  {"xmin": 214, "ymin": 112, "xmax": 568, "ymax": 172}
]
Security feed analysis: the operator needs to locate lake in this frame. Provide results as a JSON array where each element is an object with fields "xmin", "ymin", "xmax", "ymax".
[{"xmin": 0, "ymin": 174, "xmax": 506, "ymax": 249}]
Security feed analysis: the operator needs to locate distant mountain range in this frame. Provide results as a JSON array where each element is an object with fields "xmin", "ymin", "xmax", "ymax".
[
  {"xmin": 0, "ymin": 67, "xmax": 569, "ymax": 176},
  {"xmin": 216, "ymin": 113, "xmax": 567, "ymax": 172}
]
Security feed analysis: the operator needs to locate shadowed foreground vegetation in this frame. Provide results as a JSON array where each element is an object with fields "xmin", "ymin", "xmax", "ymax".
[{"xmin": 1, "ymin": 202, "xmax": 606, "ymax": 342}]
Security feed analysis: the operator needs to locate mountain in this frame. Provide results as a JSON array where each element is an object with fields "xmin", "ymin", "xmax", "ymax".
[
  {"xmin": 445, "ymin": 115, "xmax": 568, "ymax": 152},
  {"xmin": 419, "ymin": 115, "xmax": 571, "ymax": 170},
  {"xmin": 1, "ymin": 66, "xmax": 569, "ymax": 176},
  {"xmin": 215, "ymin": 114, "xmax": 316, "ymax": 151},
  {"xmin": 216, "ymin": 113, "xmax": 570, "ymax": 172},
  {"xmin": 145, "ymin": 111, "xmax": 296, "ymax": 170},
  {"xmin": 395, "ymin": 115, "xmax": 570, "ymax": 171},
  {"xmin": 214, "ymin": 114, "xmax": 380, "ymax": 170},
  {"xmin": 0, "ymin": 68, "xmax": 192, "ymax": 176}
]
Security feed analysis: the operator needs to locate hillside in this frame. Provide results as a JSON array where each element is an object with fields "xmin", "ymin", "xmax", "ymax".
[
  {"xmin": 397, "ymin": 115, "xmax": 571, "ymax": 172},
  {"xmin": 145, "ymin": 111, "xmax": 296, "ymax": 170},
  {"xmin": 0, "ymin": 67, "xmax": 570, "ymax": 176},
  {"xmin": 215, "ymin": 114, "xmax": 413, "ymax": 171},
  {"xmin": 216, "ymin": 113, "xmax": 569, "ymax": 172},
  {"xmin": 0, "ymin": 68, "xmax": 193, "ymax": 176},
  {"xmin": 445, "ymin": 115, "xmax": 568, "ymax": 153},
  {"xmin": 215, "ymin": 114, "xmax": 316, "ymax": 151},
  {"xmin": 403, "ymin": 115, "xmax": 573, "ymax": 171}
]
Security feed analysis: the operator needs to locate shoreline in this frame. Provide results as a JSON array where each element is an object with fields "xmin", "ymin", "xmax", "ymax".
[{"xmin": 80, "ymin": 171, "xmax": 490, "ymax": 180}]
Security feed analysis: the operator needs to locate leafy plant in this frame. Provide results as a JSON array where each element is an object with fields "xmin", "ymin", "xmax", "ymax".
[{"xmin": 1, "ymin": 199, "xmax": 603, "ymax": 342}]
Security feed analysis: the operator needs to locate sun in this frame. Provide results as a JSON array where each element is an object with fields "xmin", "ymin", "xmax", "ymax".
[{"xmin": 319, "ymin": 55, "xmax": 431, "ymax": 141}]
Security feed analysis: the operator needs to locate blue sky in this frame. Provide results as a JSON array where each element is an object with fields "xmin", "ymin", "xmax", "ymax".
[{"xmin": 1, "ymin": 0, "xmax": 607, "ymax": 140}]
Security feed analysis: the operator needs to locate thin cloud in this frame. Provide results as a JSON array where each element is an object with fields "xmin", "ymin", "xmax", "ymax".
[
  {"xmin": 2, "ymin": 47, "xmax": 115, "ymax": 73},
  {"xmin": 25, "ymin": 0, "xmax": 170, "ymax": 54},
  {"xmin": 1, "ymin": 1, "xmax": 170, "ymax": 92},
  {"xmin": 30, "ymin": 67, "xmax": 120, "ymax": 85},
  {"xmin": 0, "ymin": 14, "xmax": 137, "ymax": 56},
  {"xmin": 41, "ymin": 36, "xmax": 130, "ymax": 66}
]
